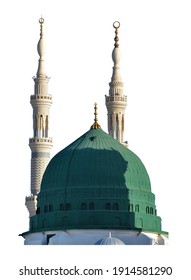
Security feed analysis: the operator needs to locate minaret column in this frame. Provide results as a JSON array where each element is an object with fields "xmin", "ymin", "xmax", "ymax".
[
  {"xmin": 26, "ymin": 18, "xmax": 53, "ymax": 217},
  {"xmin": 105, "ymin": 22, "xmax": 127, "ymax": 145}
]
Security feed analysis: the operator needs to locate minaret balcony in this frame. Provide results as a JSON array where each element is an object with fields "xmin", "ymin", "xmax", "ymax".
[
  {"xmin": 29, "ymin": 137, "xmax": 53, "ymax": 152},
  {"xmin": 30, "ymin": 95, "xmax": 52, "ymax": 107},
  {"xmin": 29, "ymin": 137, "xmax": 53, "ymax": 144},
  {"xmin": 30, "ymin": 94, "xmax": 52, "ymax": 100},
  {"xmin": 105, "ymin": 95, "xmax": 127, "ymax": 103}
]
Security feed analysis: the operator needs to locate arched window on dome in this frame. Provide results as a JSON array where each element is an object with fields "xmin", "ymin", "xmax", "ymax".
[
  {"xmin": 105, "ymin": 203, "xmax": 111, "ymax": 210},
  {"xmin": 44, "ymin": 205, "xmax": 48, "ymax": 213},
  {"xmin": 146, "ymin": 206, "xmax": 150, "ymax": 214},
  {"xmin": 81, "ymin": 203, "xmax": 87, "ymax": 210},
  {"xmin": 150, "ymin": 207, "xmax": 153, "ymax": 215},
  {"xmin": 49, "ymin": 205, "xmax": 53, "ymax": 212},
  {"xmin": 89, "ymin": 202, "xmax": 95, "ymax": 210},
  {"xmin": 128, "ymin": 204, "xmax": 133, "ymax": 212},
  {"xmin": 155, "ymin": 209, "xmax": 157, "ymax": 216},
  {"xmin": 60, "ymin": 204, "xmax": 65, "ymax": 211},
  {"xmin": 36, "ymin": 207, "xmax": 40, "ymax": 214},
  {"xmin": 113, "ymin": 203, "xmax": 119, "ymax": 210},
  {"xmin": 135, "ymin": 205, "xmax": 139, "ymax": 212},
  {"xmin": 66, "ymin": 203, "xmax": 71, "ymax": 211}
]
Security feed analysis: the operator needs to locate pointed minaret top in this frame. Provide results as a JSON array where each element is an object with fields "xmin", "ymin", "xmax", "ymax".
[
  {"xmin": 36, "ymin": 17, "xmax": 46, "ymax": 77},
  {"xmin": 91, "ymin": 103, "xmax": 101, "ymax": 129},
  {"xmin": 111, "ymin": 21, "xmax": 122, "ymax": 86}
]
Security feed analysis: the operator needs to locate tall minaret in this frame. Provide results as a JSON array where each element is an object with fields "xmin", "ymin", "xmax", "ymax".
[
  {"xmin": 105, "ymin": 21, "xmax": 127, "ymax": 144},
  {"xmin": 25, "ymin": 18, "xmax": 53, "ymax": 217}
]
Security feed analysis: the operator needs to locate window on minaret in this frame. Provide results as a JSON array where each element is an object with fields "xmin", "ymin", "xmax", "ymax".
[
  {"xmin": 40, "ymin": 115, "xmax": 43, "ymax": 137},
  {"xmin": 34, "ymin": 115, "xmax": 38, "ymax": 137},
  {"xmin": 45, "ymin": 115, "xmax": 48, "ymax": 137},
  {"xmin": 110, "ymin": 114, "xmax": 112, "ymax": 128},
  {"xmin": 122, "ymin": 114, "xmax": 124, "ymax": 131},
  {"xmin": 116, "ymin": 114, "xmax": 119, "ymax": 140}
]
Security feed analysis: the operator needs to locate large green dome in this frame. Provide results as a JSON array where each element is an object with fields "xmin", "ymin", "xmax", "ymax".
[{"xmin": 29, "ymin": 128, "xmax": 162, "ymax": 233}]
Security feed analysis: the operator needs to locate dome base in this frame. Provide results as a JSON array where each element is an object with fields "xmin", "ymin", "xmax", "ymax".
[{"xmin": 22, "ymin": 229, "xmax": 169, "ymax": 245}]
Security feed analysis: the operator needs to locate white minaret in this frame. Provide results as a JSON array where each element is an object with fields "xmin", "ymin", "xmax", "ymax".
[
  {"xmin": 105, "ymin": 21, "xmax": 127, "ymax": 144},
  {"xmin": 25, "ymin": 18, "xmax": 53, "ymax": 217}
]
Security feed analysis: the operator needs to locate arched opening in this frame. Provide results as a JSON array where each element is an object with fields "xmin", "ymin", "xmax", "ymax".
[
  {"xmin": 89, "ymin": 202, "xmax": 95, "ymax": 210},
  {"xmin": 150, "ymin": 207, "xmax": 153, "ymax": 215},
  {"xmin": 135, "ymin": 205, "xmax": 139, "ymax": 212},
  {"xmin": 113, "ymin": 203, "xmax": 119, "ymax": 210},
  {"xmin": 45, "ymin": 115, "xmax": 48, "ymax": 137},
  {"xmin": 80, "ymin": 203, "xmax": 87, "ymax": 210},
  {"xmin": 40, "ymin": 115, "xmax": 43, "ymax": 137},
  {"xmin": 44, "ymin": 205, "xmax": 48, "ymax": 213},
  {"xmin": 146, "ymin": 206, "xmax": 150, "ymax": 214},
  {"xmin": 66, "ymin": 203, "xmax": 71, "ymax": 211},
  {"xmin": 105, "ymin": 203, "xmax": 111, "ymax": 210},
  {"xmin": 49, "ymin": 205, "xmax": 53, "ymax": 212},
  {"xmin": 128, "ymin": 204, "xmax": 133, "ymax": 212},
  {"xmin": 60, "ymin": 204, "xmax": 65, "ymax": 211}
]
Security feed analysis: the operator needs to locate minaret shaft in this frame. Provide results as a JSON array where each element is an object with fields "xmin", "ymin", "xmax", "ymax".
[{"xmin": 25, "ymin": 18, "xmax": 53, "ymax": 217}]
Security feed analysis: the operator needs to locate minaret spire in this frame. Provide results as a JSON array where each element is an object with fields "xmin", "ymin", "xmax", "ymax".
[
  {"xmin": 25, "ymin": 18, "xmax": 53, "ymax": 217},
  {"xmin": 105, "ymin": 21, "xmax": 127, "ymax": 145},
  {"xmin": 91, "ymin": 103, "xmax": 101, "ymax": 129},
  {"xmin": 36, "ymin": 17, "xmax": 46, "ymax": 77}
]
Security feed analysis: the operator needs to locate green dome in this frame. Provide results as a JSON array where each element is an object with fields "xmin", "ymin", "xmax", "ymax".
[{"xmin": 30, "ymin": 128, "xmax": 162, "ymax": 233}]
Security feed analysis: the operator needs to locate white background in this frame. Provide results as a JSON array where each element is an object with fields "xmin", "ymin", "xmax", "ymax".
[{"xmin": 0, "ymin": 0, "xmax": 191, "ymax": 279}]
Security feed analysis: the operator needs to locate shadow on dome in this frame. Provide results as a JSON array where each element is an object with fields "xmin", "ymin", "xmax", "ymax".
[{"xmin": 29, "ymin": 147, "xmax": 144, "ymax": 233}]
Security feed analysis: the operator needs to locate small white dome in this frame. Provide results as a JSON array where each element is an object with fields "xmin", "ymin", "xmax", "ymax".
[{"xmin": 96, "ymin": 232, "xmax": 125, "ymax": 245}]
